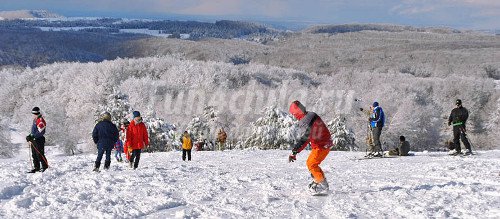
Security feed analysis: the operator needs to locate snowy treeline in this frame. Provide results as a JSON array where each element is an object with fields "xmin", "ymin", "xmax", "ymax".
[{"xmin": 0, "ymin": 54, "xmax": 497, "ymax": 155}]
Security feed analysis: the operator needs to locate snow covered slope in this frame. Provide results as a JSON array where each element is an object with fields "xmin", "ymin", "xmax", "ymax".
[{"xmin": 0, "ymin": 148, "xmax": 499, "ymax": 218}]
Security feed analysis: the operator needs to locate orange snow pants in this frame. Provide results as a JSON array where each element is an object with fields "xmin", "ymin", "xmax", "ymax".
[{"xmin": 306, "ymin": 147, "xmax": 330, "ymax": 183}]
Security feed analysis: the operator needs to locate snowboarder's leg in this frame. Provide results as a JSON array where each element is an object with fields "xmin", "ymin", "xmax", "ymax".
[
  {"xmin": 460, "ymin": 131, "xmax": 472, "ymax": 152},
  {"xmin": 306, "ymin": 147, "xmax": 330, "ymax": 184},
  {"xmin": 452, "ymin": 126, "xmax": 461, "ymax": 153}
]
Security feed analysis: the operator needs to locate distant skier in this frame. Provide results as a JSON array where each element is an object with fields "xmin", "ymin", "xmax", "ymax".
[
  {"xmin": 126, "ymin": 111, "xmax": 149, "ymax": 169},
  {"xmin": 114, "ymin": 138, "xmax": 124, "ymax": 162},
  {"xmin": 367, "ymin": 102, "xmax": 385, "ymax": 157},
  {"xmin": 387, "ymin": 136, "xmax": 410, "ymax": 156},
  {"xmin": 180, "ymin": 131, "xmax": 193, "ymax": 161},
  {"xmin": 26, "ymin": 107, "xmax": 49, "ymax": 173},
  {"xmin": 217, "ymin": 128, "xmax": 227, "ymax": 151},
  {"xmin": 92, "ymin": 112, "xmax": 119, "ymax": 172},
  {"xmin": 448, "ymin": 99, "xmax": 472, "ymax": 155},
  {"xmin": 288, "ymin": 101, "xmax": 333, "ymax": 195}
]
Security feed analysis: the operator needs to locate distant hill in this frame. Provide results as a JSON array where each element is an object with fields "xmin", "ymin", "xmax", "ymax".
[
  {"xmin": 0, "ymin": 10, "xmax": 63, "ymax": 20},
  {"xmin": 304, "ymin": 23, "xmax": 462, "ymax": 34}
]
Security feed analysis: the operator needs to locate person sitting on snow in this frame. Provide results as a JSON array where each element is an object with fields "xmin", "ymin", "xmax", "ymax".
[
  {"xmin": 388, "ymin": 136, "xmax": 410, "ymax": 156},
  {"xmin": 288, "ymin": 100, "xmax": 334, "ymax": 194}
]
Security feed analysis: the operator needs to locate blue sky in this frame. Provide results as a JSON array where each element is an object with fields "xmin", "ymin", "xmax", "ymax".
[{"xmin": 1, "ymin": 0, "xmax": 499, "ymax": 29}]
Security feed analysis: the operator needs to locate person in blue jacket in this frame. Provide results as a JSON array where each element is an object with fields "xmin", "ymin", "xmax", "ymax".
[
  {"xmin": 92, "ymin": 112, "xmax": 119, "ymax": 172},
  {"xmin": 368, "ymin": 102, "xmax": 385, "ymax": 157}
]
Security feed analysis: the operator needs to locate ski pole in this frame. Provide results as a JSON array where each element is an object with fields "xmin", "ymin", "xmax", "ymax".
[
  {"xmin": 28, "ymin": 142, "xmax": 33, "ymax": 169},
  {"xmin": 29, "ymin": 141, "xmax": 50, "ymax": 168}
]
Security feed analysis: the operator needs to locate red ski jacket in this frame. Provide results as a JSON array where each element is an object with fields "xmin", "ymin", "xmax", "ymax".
[
  {"xmin": 289, "ymin": 101, "xmax": 333, "ymax": 153},
  {"xmin": 126, "ymin": 120, "xmax": 149, "ymax": 150}
]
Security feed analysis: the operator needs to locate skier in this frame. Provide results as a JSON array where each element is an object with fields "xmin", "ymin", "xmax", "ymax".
[
  {"xmin": 288, "ymin": 100, "xmax": 333, "ymax": 195},
  {"xmin": 359, "ymin": 105, "xmax": 375, "ymax": 152},
  {"xmin": 26, "ymin": 107, "xmax": 49, "ymax": 173},
  {"xmin": 387, "ymin": 136, "xmax": 410, "ymax": 156},
  {"xmin": 180, "ymin": 131, "xmax": 193, "ymax": 161},
  {"xmin": 367, "ymin": 102, "xmax": 385, "ymax": 157},
  {"xmin": 126, "ymin": 111, "xmax": 149, "ymax": 169},
  {"xmin": 92, "ymin": 112, "xmax": 119, "ymax": 172},
  {"xmin": 448, "ymin": 99, "xmax": 472, "ymax": 155},
  {"xmin": 114, "ymin": 138, "xmax": 124, "ymax": 162},
  {"xmin": 217, "ymin": 128, "xmax": 227, "ymax": 151}
]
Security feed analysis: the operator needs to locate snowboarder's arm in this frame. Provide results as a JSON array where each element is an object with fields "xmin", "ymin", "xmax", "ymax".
[
  {"xmin": 291, "ymin": 113, "xmax": 317, "ymax": 154},
  {"xmin": 142, "ymin": 125, "xmax": 149, "ymax": 146}
]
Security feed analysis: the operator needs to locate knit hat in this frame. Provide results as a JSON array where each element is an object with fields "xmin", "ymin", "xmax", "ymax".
[
  {"xmin": 456, "ymin": 99, "xmax": 462, "ymax": 106},
  {"xmin": 31, "ymin": 107, "xmax": 40, "ymax": 115},
  {"xmin": 132, "ymin": 111, "xmax": 141, "ymax": 118},
  {"xmin": 400, "ymin": 136, "xmax": 405, "ymax": 141},
  {"xmin": 373, "ymin": 102, "xmax": 379, "ymax": 107}
]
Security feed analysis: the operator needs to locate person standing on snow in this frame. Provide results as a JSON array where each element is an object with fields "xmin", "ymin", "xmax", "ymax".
[
  {"xmin": 288, "ymin": 101, "xmax": 333, "ymax": 194},
  {"xmin": 126, "ymin": 111, "xmax": 149, "ymax": 169},
  {"xmin": 368, "ymin": 101, "xmax": 385, "ymax": 157},
  {"xmin": 448, "ymin": 99, "xmax": 472, "ymax": 155},
  {"xmin": 216, "ymin": 128, "xmax": 227, "ymax": 151},
  {"xmin": 114, "ymin": 138, "xmax": 124, "ymax": 162},
  {"xmin": 180, "ymin": 131, "xmax": 193, "ymax": 161},
  {"xmin": 92, "ymin": 112, "xmax": 119, "ymax": 172},
  {"xmin": 120, "ymin": 120, "xmax": 131, "ymax": 162},
  {"xmin": 26, "ymin": 107, "xmax": 49, "ymax": 173}
]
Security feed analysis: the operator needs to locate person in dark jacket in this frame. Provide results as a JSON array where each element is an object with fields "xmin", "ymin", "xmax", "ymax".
[
  {"xmin": 388, "ymin": 136, "xmax": 410, "ymax": 156},
  {"xmin": 368, "ymin": 102, "xmax": 385, "ymax": 157},
  {"xmin": 448, "ymin": 99, "xmax": 472, "ymax": 155},
  {"xmin": 26, "ymin": 107, "xmax": 49, "ymax": 173},
  {"xmin": 92, "ymin": 112, "xmax": 119, "ymax": 171}
]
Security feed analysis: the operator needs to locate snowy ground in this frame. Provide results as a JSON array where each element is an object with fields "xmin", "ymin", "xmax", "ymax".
[{"xmin": 1, "ymin": 144, "xmax": 499, "ymax": 219}]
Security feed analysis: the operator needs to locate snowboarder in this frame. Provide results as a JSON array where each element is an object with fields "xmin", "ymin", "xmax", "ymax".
[
  {"xmin": 26, "ymin": 107, "xmax": 49, "ymax": 173},
  {"xmin": 367, "ymin": 102, "xmax": 385, "ymax": 157},
  {"xmin": 448, "ymin": 99, "xmax": 472, "ymax": 155},
  {"xmin": 126, "ymin": 111, "xmax": 149, "ymax": 169},
  {"xmin": 217, "ymin": 128, "xmax": 227, "ymax": 151},
  {"xmin": 114, "ymin": 138, "xmax": 124, "ymax": 162},
  {"xmin": 288, "ymin": 101, "xmax": 333, "ymax": 195},
  {"xmin": 387, "ymin": 136, "xmax": 410, "ymax": 156},
  {"xmin": 180, "ymin": 131, "xmax": 193, "ymax": 161},
  {"xmin": 92, "ymin": 112, "xmax": 119, "ymax": 172}
]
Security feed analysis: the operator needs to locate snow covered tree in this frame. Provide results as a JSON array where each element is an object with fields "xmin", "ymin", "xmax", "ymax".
[
  {"xmin": 0, "ymin": 118, "xmax": 15, "ymax": 158},
  {"xmin": 96, "ymin": 89, "xmax": 131, "ymax": 126},
  {"xmin": 243, "ymin": 106, "xmax": 296, "ymax": 150},
  {"xmin": 143, "ymin": 117, "xmax": 179, "ymax": 152},
  {"xmin": 186, "ymin": 117, "xmax": 210, "ymax": 143},
  {"xmin": 327, "ymin": 115, "xmax": 357, "ymax": 151}
]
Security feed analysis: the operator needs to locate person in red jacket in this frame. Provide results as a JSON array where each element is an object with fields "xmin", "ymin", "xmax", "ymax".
[
  {"xmin": 288, "ymin": 101, "xmax": 333, "ymax": 194},
  {"xmin": 126, "ymin": 111, "xmax": 149, "ymax": 169}
]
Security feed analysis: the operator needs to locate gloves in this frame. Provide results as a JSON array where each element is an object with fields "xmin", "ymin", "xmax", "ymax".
[
  {"xmin": 288, "ymin": 150, "xmax": 298, "ymax": 163},
  {"xmin": 359, "ymin": 108, "xmax": 364, "ymax": 111},
  {"xmin": 26, "ymin": 134, "xmax": 35, "ymax": 142}
]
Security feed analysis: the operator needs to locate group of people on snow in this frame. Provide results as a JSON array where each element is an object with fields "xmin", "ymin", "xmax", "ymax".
[{"xmin": 25, "ymin": 98, "xmax": 473, "ymax": 196}]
